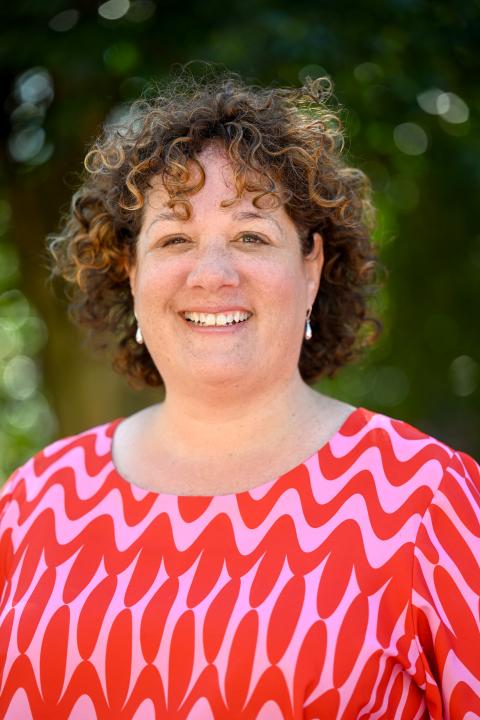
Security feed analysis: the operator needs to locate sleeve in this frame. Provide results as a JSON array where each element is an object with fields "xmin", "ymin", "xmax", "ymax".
[
  {"xmin": 411, "ymin": 449, "xmax": 480, "ymax": 719},
  {"xmin": 0, "ymin": 469, "xmax": 21, "ymax": 603}
]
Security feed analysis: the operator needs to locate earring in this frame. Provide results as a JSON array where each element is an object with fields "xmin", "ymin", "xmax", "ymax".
[
  {"xmin": 305, "ymin": 307, "xmax": 313, "ymax": 341},
  {"xmin": 134, "ymin": 312, "xmax": 144, "ymax": 344}
]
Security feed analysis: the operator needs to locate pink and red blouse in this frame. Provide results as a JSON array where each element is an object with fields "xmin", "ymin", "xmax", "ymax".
[{"xmin": 0, "ymin": 406, "xmax": 479, "ymax": 719}]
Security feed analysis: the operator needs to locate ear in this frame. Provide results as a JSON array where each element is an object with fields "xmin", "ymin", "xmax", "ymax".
[
  {"xmin": 128, "ymin": 262, "xmax": 137, "ymax": 301},
  {"xmin": 304, "ymin": 232, "xmax": 324, "ymax": 307}
]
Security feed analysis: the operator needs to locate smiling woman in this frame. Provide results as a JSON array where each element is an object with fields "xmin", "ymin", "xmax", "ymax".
[
  {"xmin": 0, "ymin": 68, "xmax": 479, "ymax": 719},
  {"xmin": 126, "ymin": 143, "xmax": 325, "ymax": 399},
  {"xmin": 46, "ymin": 71, "xmax": 382, "ymax": 392}
]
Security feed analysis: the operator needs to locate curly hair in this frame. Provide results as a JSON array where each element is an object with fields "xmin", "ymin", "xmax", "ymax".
[{"xmin": 47, "ymin": 67, "xmax": 384, "ymax": 390}]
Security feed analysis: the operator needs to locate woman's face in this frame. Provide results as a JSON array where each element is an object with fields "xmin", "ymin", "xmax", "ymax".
[{"xmin": 129, "ymin": 144, "xmax": 324, "ymax": 393}]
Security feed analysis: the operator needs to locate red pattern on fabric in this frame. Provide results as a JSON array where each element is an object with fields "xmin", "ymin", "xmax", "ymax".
[{"xmin": 0, "ymin": 407, "xmax": 479, "ymax": 718}]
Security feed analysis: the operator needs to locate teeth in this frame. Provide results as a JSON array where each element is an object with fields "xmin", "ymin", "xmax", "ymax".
[{"xmin": 183, "ymin": 311, "xmax": 251, "ymax": 326}]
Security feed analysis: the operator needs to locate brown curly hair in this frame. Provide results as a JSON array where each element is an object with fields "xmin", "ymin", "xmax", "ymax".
[{"xmin": 47, "ymin": 67, "xmax": 384, "ymax": 390}]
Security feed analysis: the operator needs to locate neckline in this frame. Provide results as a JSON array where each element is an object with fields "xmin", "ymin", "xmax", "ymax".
[{"xmin": 107, "ymin": 406, "xmax": 367, "ymax": 499}]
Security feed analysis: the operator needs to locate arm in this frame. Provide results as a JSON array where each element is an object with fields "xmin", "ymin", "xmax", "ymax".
[
  {"xmin": 0, "ymin": 468, "xmax": 22, "ymax": 606},
  {"xmin": 412, "ymin": 449, "xmax": 480, "ymax": 719}
]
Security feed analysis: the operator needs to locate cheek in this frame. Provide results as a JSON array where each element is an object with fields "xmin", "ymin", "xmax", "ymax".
[
  {"xmin": 135, "ymin": 259, "xmax": 185, "ymax": 302},
  {"xmin": 253, "ymin": 260, "xmax": 305, "ymax": 307}
]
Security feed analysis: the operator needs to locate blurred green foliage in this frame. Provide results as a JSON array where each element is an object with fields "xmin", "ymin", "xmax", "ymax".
[
  {"xmin": 0, "ymin": 0, "xmax": 479, "ymax": 482},
  {"xmin": 0, "ymin": 204, "xmax": 57, "ymax": 479}
]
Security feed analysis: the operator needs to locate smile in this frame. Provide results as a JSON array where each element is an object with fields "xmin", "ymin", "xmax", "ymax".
[{"xmin": 181, "ymin": 311, "xmax": 252, "ymax": 327}]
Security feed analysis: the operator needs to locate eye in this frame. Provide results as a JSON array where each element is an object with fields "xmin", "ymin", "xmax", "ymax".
[
  {"xmin": 239, "ymin": 233, "xmax": 266, "ymax": 244},
  {"xmin": 162, "ymin": 236, "xmax": 187, "ymax": 246}
]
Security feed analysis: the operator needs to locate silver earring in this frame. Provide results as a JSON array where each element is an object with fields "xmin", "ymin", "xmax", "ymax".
[
  {"xmin": 305, "ymin": 308, "xmax": 313, "ymax": 341},
  {"xmin": 134, "ymin": 312, "xmax": 144, "ymax": 344}
]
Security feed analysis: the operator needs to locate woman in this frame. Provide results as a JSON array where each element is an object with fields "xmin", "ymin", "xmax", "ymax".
[{"xmin": 0, "ymin": 71, "xmax": 479, "ymax": 719}]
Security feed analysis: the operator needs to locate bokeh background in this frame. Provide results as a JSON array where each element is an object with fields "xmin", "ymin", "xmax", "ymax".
[{"xmin": 1, "ymin": 0, "xmax": 479, "ymax": 483}]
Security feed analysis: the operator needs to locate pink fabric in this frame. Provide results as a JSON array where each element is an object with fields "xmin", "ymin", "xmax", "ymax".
[{"xmin": 0, "ymin": 406, "xmax": 479, "ymax": 719}]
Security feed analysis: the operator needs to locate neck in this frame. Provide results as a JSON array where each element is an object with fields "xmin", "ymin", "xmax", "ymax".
[{"xmin": 146, "ymin": 371, "xmax": 325, "ymax": 463}]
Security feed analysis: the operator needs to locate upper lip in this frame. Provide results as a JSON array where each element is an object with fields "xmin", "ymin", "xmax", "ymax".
[{"xmin": 180, "ymin": 307, "xmax": 253, "ymax": 314}]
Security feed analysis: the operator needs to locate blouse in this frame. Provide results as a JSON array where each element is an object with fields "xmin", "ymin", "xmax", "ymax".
[{"xmin": 0, "ymin": 406, "xmax": 479, "ymax": 719}]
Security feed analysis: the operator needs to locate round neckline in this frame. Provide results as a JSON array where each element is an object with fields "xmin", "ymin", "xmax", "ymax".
[{"xmin": 107, "ymin": 406, "xmax": 367, "ymax": 499}]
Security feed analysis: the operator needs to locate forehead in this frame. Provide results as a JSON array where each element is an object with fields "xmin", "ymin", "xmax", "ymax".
[{"xmin": 142, "ymin": 144, "xmax": 282, "ymax": 218}]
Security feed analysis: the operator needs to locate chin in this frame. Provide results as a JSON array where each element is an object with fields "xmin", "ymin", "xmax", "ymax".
[
  {"xmin": 185, "ymin": 361, "xmax": 255, "ymax": 390},
  {"xmin": 196, "ymin": 367, "xmax": 247, "ymax": 385}
]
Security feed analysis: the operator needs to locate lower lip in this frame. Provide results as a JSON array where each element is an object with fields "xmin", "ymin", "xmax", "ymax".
[{"xmin": 180, "ymin": 316, "xmax": 252, "ymax": 333}]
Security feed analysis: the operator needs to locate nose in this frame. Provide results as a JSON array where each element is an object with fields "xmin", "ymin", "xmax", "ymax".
[{"xmin": 186, "ymin": 241, "xmax": 240, "ymax": 290}]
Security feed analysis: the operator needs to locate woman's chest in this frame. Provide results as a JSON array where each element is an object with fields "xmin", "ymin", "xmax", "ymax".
[{"xmin": 0, "ymin": 493, "xmax": 427, "ymax": 719}]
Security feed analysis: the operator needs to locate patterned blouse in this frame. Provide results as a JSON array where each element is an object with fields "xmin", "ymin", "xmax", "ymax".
[{"xmin": 0, "ymin": 407, "xmax": 479, "ymax": 719}]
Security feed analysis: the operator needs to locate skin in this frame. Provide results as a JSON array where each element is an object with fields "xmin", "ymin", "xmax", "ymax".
[{"xmin": 117, "ymin": 143, "xmax": 355, "ymax": 494}]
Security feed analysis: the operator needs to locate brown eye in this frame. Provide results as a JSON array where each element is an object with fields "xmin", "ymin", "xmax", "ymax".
[
  {"xmin": 240, "ymin": 233, "xmax": 265, "ymax": 244},
  {"xmin": 163, "ymin": 236, "xmax": 187, "ymax": 246}
]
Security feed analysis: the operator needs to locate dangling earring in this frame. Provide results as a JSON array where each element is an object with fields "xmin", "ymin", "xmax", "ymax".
[
  {"xmin": 305, "ymin": 307, "xmax": 313, "ymax": 341},
  {"xmin": 134, "ymin": 312, "xmax": 144, "ymax": 344}
]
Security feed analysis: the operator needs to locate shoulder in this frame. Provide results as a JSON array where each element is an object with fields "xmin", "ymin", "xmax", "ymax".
[
  {"xmin": 347, "ymin": 405, "xmax": 453, "ymax": 449},
  {"xmin": 344, "ymin": 406, "xmax": 456, "ymax": 455},
  {"xmin": 0, "ymin": 417, "xmax": 122, "ymax": 509},
  {"xmin": 342, "ymin": 406, "xmax": 477, "ymax": 497}
]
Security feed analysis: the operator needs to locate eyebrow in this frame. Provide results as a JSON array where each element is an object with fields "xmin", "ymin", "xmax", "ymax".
[
  {"xmin": 146, "ymin": 210, "xmax": 178, "ymax": 235},
  {"xmin": 232, "ymin": 210, "xmax": 284, "ymax": 237},
  {"xmin": 145, "ymin": 208, "xmax": 284, "ymax": 237}
]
